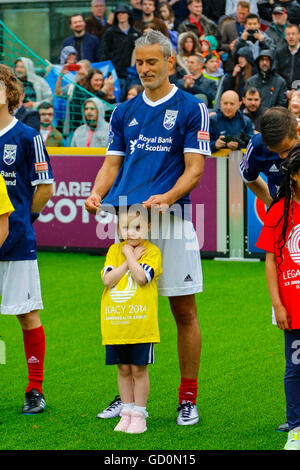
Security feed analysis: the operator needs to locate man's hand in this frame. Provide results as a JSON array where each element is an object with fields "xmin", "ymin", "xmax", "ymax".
[
  {"xmin": 241, "ymin": 30, "xmax": 249, "ymax": 41},
  {"xmin": 143, "ymin": 194, "xmax": 170, "ymax": 212},
  {"xmin": 183, "ymin": 74, "xmax": 195, "ymax": 89},
  {"xmin": 215, "ymin": 135, "xmax": 226, "ymax": 150},
  {"xmin": 24, "ymin": 100, "xmax": 34, "ymax": 109},
  {"xmin": 85, "ymin": 193, "xmax": 101, "ymax": 214},
  {"xmin": 226, "ymin": 140, "xmax": 239, "ymax": 150},
  {"xmin": 254, "ymin": 31, "xmax": 264, "ymax": 42}
]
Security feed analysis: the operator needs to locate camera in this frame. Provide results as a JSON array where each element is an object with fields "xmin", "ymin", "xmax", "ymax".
[{"xmin": 247, "ymin": 29, "xmax": 258, "ymax": 43}]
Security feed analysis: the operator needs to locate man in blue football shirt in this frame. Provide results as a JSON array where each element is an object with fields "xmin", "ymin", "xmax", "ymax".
[
  {"xmin": 85, "ymin": 29, "xmax": 211, "ymax": 425},
  {"xmin": 0, "ymin": 65, "xmax": 54, "ymax": 414}
]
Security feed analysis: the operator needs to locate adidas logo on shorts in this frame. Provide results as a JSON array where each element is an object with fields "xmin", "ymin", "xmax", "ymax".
[{"xmin": 184, "ymin": 274, "xmax": 193, "ymax": 282}]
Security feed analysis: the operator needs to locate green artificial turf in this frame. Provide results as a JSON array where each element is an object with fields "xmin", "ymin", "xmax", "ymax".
[{"xmin": 0, "ymin": 252, "xmax": 288, "ymax": 450}]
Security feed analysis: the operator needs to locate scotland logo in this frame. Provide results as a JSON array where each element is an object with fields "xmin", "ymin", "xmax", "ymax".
[
  {"xmin": 163, "ymin": 109, "xmax": 178, "ymax": 130},
  {"xmin": 3, "ymin": 144, "xmax": 17, "ymax": 165}
]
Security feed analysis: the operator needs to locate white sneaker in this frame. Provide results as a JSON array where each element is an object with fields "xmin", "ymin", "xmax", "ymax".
[
  {"xmin": 284, "ymin": 429, "xmax": 300, "ymax": 450},
  {"xmin": 177, "ymin": 401, "xmax": 199, "ymax": 426},
  {"xmin": 97, "ymin": 395, "xmax": 122, "ymax": 419}
]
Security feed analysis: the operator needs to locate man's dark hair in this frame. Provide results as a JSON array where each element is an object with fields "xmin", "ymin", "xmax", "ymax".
[
  {"xmin": 285, "ymin": 23, "xmax": 300, "ymax": 33},
  {"xmin": 244, "ymin": 86, "xmax": 261, "ymax": 97},
  {"xmin": 261, "ymin": 107, "xmax": 298, "ymax": 148},
  {"xmin": 38, "ymin": 101, "xmax": 54, "ymax": 111},
  {"xmin": 245, "ymin": 13, "xmax": 259, "ymax": 22},
  {"xmin": 69, "ymin": 13, "xmax": 84, "ymax": 24}
]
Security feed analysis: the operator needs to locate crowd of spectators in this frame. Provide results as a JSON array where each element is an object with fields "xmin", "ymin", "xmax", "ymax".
[{"xmin": 12, "ymin": 0, "xmax": 300, "ymax": 150}]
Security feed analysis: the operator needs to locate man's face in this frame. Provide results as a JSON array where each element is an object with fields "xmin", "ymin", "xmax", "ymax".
[
  {"xmin": 117, "ymin": 12, "xmax": 129, "ymax": 23},
  {"xmin": 221, "ymin": 93, "xmax": 240, "ymax": 119},
  {"xmin": 236, "ymin": 6, "xmax": 249, "ymax": 24},
  {"xmin": 142, "ymin": 0, "xmax": 155, "ymax": 15},
  {"xmin": 188, "ymin": 0, "xmax": 203, "ymax": 17},
  {"xmin": 245, "ymin": 18, "xmax": 260, "ymax": 31},
  {"xmin": 92, "ymin": 2, "xmax": 106, "ymax": 18},
  {"xmin": 205, "ymin": 57, "xmax": 219, "ymax": 74},
  {"xmin": 136, "ymin": 43, "xmax": 172, "ymax": 90},
  {"xmin": 84, "ymin": 101, "xmax": 98, "ymax": 125},
  {"xmin": 259, "ymin": 56, "xmax": 271, "ymax": 73},
  {"xmin": 243, "ymin": 91, "xmax": 261, "ymax": 113},
  {"xmin": 267, "ymin": 134, "xmax": 299, "ymax": 159},
  {"xmin": 70, "ymin": 15, "xmax": 85, "ymax": 34},
  {"xmin": 290, "ymin": 95, "xmax": 300, "ymax": 116},
  {"xmin": 39, "ymin": 107, "xmax": 54, "ymax": 127},
  {"xmin": 285, "ymin": 27, "xmax": 300, "ymax": 48},
  {"xmin": 187, "ymin": 56, "xmax": 202, "ymax": 75},
  {"xmin": 272, "ymin": 12, "xmax": 288, "ymax": 26},
  {"xmin": 14, "ymin": 61, "xmax": 26, "ymax": 80}
]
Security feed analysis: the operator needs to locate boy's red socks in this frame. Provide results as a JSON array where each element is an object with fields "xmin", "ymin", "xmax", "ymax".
[
  {"xmin": 178, "ymin": 377, "xmax": 198, "ymax": 404},
  {"xmin": 22, "ymin": 325, "xmax": 45, "ymax": 394}
]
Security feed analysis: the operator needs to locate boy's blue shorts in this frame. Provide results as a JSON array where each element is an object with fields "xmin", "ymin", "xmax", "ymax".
[{"xmin": 105, "ymin": 343, "xmax": 154, "ymax": 365}]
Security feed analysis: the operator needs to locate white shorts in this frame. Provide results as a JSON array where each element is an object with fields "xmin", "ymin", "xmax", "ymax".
[
  {"xmin": 0, "ymin": 260, "xmax": 43, "ymax": 315},
  {"xmin": 149, "ymin": 215, "xmax": 202, "ymax": 297}
]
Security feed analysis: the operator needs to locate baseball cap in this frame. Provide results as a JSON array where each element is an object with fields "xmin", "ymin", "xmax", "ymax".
[{"xmin": 272, "ymin": 6, "xmax": 287, "ymax": 14}]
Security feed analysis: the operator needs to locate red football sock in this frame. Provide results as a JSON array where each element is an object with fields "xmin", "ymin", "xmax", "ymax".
[
  {"xmin": 22, "ymin": 325, "xmax": 45, "ymax": 394},
  {"xmin": 178, "ymin": 377, "xmax": 198, "ymax": 405}
]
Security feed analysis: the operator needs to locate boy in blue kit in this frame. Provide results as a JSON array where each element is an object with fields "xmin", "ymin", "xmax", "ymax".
[{"xmin": 0, "ymin": 65, "xmax": 54, "ymax": 414}]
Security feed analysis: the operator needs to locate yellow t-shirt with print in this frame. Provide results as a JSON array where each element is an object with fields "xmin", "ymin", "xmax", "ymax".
[
  {"xmin": 0, "ymin": 175, "xmax": 14, "ymax": 216},
  {"xmin": 101, "ymin": 240, "xmax": 162, "ymax": 345}
]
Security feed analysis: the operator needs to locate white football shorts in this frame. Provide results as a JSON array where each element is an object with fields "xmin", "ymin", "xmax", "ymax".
[
  {"xmin": 149, "ymin": 214, "xmax": 203, "ymax": 297},
  {"xmin": 0, "ymin": 260, "xmax": 43, "ymax": 315}
]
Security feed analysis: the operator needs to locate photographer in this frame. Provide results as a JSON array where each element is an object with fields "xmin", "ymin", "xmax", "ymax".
[
  {"xmin": 210, "ymin": 90, "xmax": 254, "ymax": 153},
  {"xmin": 233, "ymin": 13, "xmax": 275, "ymax": 61}
]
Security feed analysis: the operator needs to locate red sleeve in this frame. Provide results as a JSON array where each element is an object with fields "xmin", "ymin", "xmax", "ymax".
[{"xmin": 255, "ymin": 200, "xmax": 283, "ymax": 253}]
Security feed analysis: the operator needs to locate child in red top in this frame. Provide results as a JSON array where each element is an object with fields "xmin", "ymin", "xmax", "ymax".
[{"xmin": 256, "ymin": 145, "xmax": 300, "ymax": 450}]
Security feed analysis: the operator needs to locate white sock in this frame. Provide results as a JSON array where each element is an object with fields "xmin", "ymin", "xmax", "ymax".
[
  {"xmin": 122, "ymin": 402, "xmax": 134, "ymax": 411},
  {"xmin": 133, "ymin": 405, "xmax": 147, "ymax": 416}
]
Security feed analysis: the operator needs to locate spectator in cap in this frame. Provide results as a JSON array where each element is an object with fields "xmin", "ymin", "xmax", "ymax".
[
  {"xmin": 202, "ymin": 53, "xmax": 224, "ymax": 84},
  {"xmin": 85, "ymin": 0, "xmax": 113, "ymax": 41},
  {"xmin": 99, "ymin": 3, "xmax": 141, "ymax": 100},
  {"xmin": 265, "ymin": 6, "xmax": 289, "ymax": 49},
  {"xmin": 246, "ymin": 49, "xmax": 288, "ymax": 108},
  {"xmin": 258, "ymin": 0, "xmax": 300, "ymax": 25}
]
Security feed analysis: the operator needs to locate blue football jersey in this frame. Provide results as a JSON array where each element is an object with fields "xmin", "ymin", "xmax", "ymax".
[
  {"xmin": 239, "ymin": 133, "xmax": 282, "ymax": 199},
  {"xmin": 0, "ymin": 118, "xmax": 53, "ymax": 261},
  {"xmin": 103, "ymin": 86, "xmax": 211, "ymax": 210}
]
